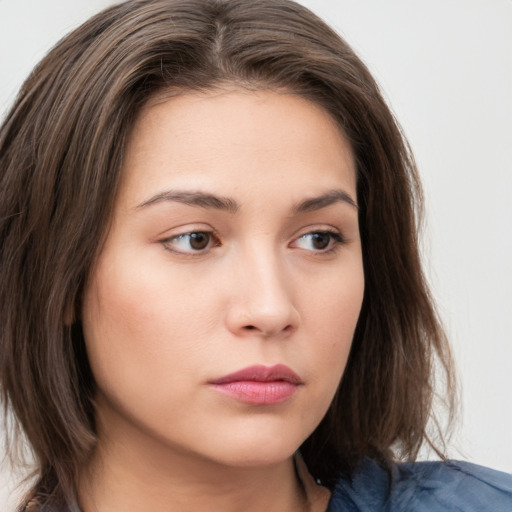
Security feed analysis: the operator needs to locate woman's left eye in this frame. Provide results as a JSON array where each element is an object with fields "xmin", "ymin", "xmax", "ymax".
[
  {"xmin": 161, "ymin": 231, "xmax": 219, "ymax": 254},
  {"xmin": 292, "ymin": 231, "xmax": 344, "ymax": 252}
]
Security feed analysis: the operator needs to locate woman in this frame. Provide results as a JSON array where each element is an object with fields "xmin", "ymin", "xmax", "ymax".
[{"xmin": 1, "ymin": 0, "xmax": 511, "ymax": 511}]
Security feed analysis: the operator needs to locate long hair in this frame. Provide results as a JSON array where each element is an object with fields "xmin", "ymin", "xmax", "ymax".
[{"xmin": 0, "ymin": 0, "xmax": 455, "ymax": 506}]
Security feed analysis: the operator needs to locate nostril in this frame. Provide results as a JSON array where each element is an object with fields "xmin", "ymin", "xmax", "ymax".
[{"xmin": 241, "ymin": 325, "xmax": 295, "ymax": 338}]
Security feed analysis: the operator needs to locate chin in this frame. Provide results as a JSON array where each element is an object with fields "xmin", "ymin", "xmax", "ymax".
[{"xmin": 200, "ymin": 426, "xmax": 306, "ymax": 469}]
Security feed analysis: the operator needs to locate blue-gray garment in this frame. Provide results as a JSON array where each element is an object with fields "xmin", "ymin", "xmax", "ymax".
[
  {"xmin": 326, "ymin": 458, "xmax": 512, "ymax": 511},
  {"xmin": 31, "ymin": 459, "xmax": 512, "ymax": 511}
]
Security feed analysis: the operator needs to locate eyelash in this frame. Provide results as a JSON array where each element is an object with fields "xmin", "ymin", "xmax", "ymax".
[
  {"xmin": 161, "ymin": 231, "xmax": 221, "ymax": 255},
  {"xmin": 160, "ymin": 229, "xmax": 345, "ymax": 256},
  {"xmin": 293, "ymin": 229, "xmax": 345, "ymax": 254}
]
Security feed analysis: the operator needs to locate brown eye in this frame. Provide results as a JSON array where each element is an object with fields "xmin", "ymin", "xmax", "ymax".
[
  {"xmin": 310, "ymin": 232, "xmax": 330, "ymax": 250},
  {"xmin": 293, "ymin": 231, "xmax": 344, "ymax": 252},
  {"xmin": 163, "ymin": 231, "xmax": 218, "ymax": 254},
  {"xmin": 188, "ymin": 232, "xmax": 210, "ymax": 250}
]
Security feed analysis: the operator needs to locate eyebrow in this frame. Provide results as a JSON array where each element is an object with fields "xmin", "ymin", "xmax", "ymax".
[
  {"xmin": 136, "ymin": 190, "xmax": 239, "ymax": 213},
  {"xmin": 293, "ymin": 189, "xmax": 358, "ymax": 213},
  {"xmin": 136, "ymin": 188, "xmax": 357, "ymax": 214}
]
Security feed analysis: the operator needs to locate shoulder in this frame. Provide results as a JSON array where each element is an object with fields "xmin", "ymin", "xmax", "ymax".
[{"xmin": 326, "ymin": 458, "xmax": 512, "ymax": 512}]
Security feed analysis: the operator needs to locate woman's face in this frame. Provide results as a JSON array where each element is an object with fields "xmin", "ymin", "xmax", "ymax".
[{"xmin": 82, "ymin": 89, "xmax": 364, "ymax": 469}]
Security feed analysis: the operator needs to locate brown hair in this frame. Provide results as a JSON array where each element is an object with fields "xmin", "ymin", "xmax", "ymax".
[{"xmin": 0, "ymin": 0, "xmax": 455, "ymax": 506}]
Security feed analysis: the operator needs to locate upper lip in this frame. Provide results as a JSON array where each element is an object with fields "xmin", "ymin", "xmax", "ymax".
[{"xmin": 209, "ymin": 364, "xmax": 303, "ymax": 385}]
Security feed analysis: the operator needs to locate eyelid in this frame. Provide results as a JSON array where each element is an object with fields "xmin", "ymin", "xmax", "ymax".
[
  {"xmin": 159, "ymin": 229, "xmax": 221, "ymax": 256},
  {"xmin": 157, "ymin": 223, "xmax": 348, "ymax": 256},
  {"xmin": 289, "ymin": 226, "xmax": 346, "ymax": 253},
  {"xmin": 289, "ymin": 223, "xmax": 345, "ymax": 241}
]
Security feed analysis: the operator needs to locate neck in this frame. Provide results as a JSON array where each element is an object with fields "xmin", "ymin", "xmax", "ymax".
[{"xmin": 77, "ymin": 421, "xmax": 330, "ymax": 512}]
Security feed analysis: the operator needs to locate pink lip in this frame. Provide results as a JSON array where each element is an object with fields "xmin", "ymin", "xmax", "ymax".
[{"xmin": 208, "ymin": 364, "xmax": 303, "ymax": 405}]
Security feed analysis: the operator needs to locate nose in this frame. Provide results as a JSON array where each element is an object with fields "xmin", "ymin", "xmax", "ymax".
[{"xmin": 225, "ymin": 249, "xmax": 300, "ymax": 339}]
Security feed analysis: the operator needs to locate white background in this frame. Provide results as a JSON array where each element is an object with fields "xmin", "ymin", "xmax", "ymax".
[{"xmin": 1, "ymin": 0, "xmax": 511, "ymax": 509}]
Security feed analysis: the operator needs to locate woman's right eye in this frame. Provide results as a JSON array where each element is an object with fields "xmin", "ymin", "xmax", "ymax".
[{"xmin": 161, "ymin": 231, "xmax": 219, "ymax": 254}]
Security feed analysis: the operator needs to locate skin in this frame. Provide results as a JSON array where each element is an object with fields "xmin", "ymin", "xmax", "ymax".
[{"xmin": 79, "ymin": 89, "xmax": 364, "ymax": 512}]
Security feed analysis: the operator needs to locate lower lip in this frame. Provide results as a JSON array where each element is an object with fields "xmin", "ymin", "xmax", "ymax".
[{"xmin": 210, "ymin": 381, "xmax": 299, "ymax": 405}]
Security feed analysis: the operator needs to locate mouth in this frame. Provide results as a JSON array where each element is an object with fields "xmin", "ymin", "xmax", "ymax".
[{"xmin": 208, "ymin": 364, "xmax": 303, "ymax": 405}]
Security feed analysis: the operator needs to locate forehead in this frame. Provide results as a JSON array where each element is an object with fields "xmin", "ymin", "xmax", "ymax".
[{"xmin": 118, "ymin": 88, "xmax": 356, "ymax": 208}]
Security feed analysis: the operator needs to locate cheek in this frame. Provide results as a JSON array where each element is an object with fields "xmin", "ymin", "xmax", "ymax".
[
  {"xmin": 83, "ymin": 254, "xmax": 211, "ymax": 344},
  {"xmin": 82, "ymin": 260, "xmax": 168, "ymax": 389},
  {"xmin": 300, "ymin": 260, "xmax": 364, "ymax": 401},
  {"xmin": 304, "ymin": 258, "xmax": 364, "ymax": 341},
  {"xmin": 81, "ymin": 252, "xmax": 226, "ymax": 401}
]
